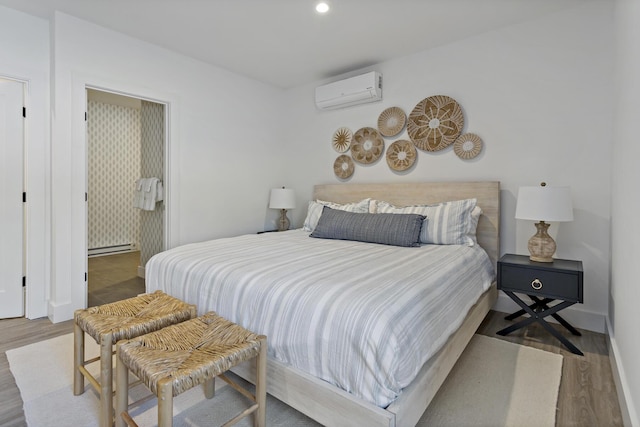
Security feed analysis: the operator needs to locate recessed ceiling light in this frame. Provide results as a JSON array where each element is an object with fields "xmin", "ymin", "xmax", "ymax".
[{"xmin": 315, "ymin": 2, "xmax": 330, "ymax": 14}]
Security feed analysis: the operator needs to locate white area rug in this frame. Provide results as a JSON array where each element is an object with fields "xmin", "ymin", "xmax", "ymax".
[{"xmin": 7, "ymin": 334, "xmax": 562, "ymax": 427}]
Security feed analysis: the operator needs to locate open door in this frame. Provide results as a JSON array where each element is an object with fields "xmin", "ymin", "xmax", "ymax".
[{"xmin": 0, "ymin": 78, "xmax": 25, "ymax": 318}]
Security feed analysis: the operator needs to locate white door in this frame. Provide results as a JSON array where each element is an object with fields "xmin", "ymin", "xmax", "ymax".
[{"xmin": 0, "ymin": 78, "xmax": 25, "ymax": 318}]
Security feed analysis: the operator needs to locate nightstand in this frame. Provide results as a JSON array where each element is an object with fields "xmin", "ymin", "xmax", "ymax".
[{"xmin": 497, "ymin": 253, "xmax": 584, "ymax": 355}]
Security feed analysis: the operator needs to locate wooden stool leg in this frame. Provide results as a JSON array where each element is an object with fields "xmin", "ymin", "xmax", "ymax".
[
  {"xmin": 115, "ymin": 343, "xmax": 129, "ymax": 427},
  {"xmin": 99, "ymin": 333, "xmax": 114, "ymax": 427},
  {"xmin": 73, "ymin": 322, "xmax": 85, "ymax": 395},
  {"xmin": 158, "ymin": 378, "xmax": 174, "ymax": 427},
  {"xmin": 255, "ymin": 336, "xmax": 267, "ymax": 427},
  {"xmin": 203, "ymin": 377, "xmax": 215, "ymax": 399}
]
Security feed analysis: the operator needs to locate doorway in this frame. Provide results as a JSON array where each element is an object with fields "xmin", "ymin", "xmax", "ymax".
[{"xmin": 86, "ymin": 88, "xmax": 166, "ymax": 306}]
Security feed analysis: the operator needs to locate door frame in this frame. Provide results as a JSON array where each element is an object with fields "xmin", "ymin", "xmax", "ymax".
[
  {"xmin": 84, "ymin": 84, "xmax": 170, "ymax": 305},
  {"xmin": 49, "ymin": 74, "xmax": 177, "ymax": 323},
  {"xmin": 0, "ymin": 76, "xmax": 25, "ymax": 318},
  {"xmin": 0, "ymin": 68, "xmax": 49, "ymax": 320}
]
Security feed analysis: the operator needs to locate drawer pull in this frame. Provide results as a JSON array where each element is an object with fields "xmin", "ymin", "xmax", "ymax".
[{"xmin": 531, "ymin": 278, "xmax": 543, "ymax": 290}]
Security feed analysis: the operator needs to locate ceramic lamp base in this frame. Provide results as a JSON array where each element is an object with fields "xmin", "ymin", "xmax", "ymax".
[
  {"xmin": 528, "ymin": 221, "xmax": 556, "ymax": 263},
  {"xmin": 277, "ymin": 209, "xmax": 290, "ymax": 232}
]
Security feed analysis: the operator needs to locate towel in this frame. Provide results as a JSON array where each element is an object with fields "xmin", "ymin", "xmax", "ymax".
[
  {"xmin": 133, "ymin": 179, "xmax": 145, "ymax": 209},
  {"xmin": 134, "ymin": 178, "xmax": 163, "ymax": 211}
]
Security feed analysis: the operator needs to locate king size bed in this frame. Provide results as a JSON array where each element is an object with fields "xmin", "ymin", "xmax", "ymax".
[{"xmin": 145, "ymin": 181, "xmax": 500, "ymax": 427}]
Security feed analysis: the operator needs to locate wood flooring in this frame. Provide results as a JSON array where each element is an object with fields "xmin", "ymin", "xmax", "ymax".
[
  {"xmin": 0, "ymin": 251, "xmax": 143, "ymax": 427},
  {"xmin": 88, "ymin": 251, "xmax": 145, "ymax": 307},
  {"xmin": 0, "ymin": 262, "xmax": 625, "ymax": 426},
  {"xmin": 476, "ymin": 311, "xmax": 624, "ymax": 427}
]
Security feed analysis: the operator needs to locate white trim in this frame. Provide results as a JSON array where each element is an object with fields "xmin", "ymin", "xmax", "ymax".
[
  {"xmin": 48, "ymin": 71, "xmax": 176, "ymax": 323},
  {"xmin": 493, "ymin": 292, "xmax": 606, "ymax": 333},
  {"xmin": 0, "ymin": 68, "xmax": 50, "ymax": 320},
  {"xmin": 606, "ymin": 319, "xmax": 638, "ymax": 427},
  {"xmin": 47, "ymin": 296, "xmax": 78, "ymax": 324}
]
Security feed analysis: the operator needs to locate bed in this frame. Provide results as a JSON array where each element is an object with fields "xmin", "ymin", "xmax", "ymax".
[{"xmin": 146, "ymin": 181, "xmax": 500, "ymax": 427}]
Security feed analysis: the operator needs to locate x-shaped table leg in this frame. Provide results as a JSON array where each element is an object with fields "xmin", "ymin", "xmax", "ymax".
[
  {"xmin": 497, "ymin": 291, "xmax": 583, "ymax": 356},
  {"xmin": 504, "ymin": 296, "xmax": 582, "ymax": 336}
]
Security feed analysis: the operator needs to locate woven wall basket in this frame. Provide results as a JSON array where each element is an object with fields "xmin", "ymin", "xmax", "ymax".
[
  {"xmin": 334, "ymin": 154, "xmax": 355, "ymax": 179},
  {"xmin": 386, "ymin": 140, "xmax": 416, "ymax": 171},
  {"xmin": 332, "ymin": 127, "xmax": 352, "ymax": 153},
  {"xmin": 351, "ymin": 127, "xmax": 385, "ymax": 164},
  {"xmin": 378, "ymin": 107, "xmax": 406, "ymax": 137},
  {"xmin": 453, "ymin": 133, "xmax": 483, "ymax": 160},
  {"xmin": 407, "ymin": 95, "xmax": 464, "ymax": 152}
]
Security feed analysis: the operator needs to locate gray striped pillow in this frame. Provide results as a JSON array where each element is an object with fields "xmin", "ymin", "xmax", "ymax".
[
  {"xmin": 302, "ymin": 199, "xmax": 371, "ymax": 232},
  {"xmin": 310, "ymin": 207, "xmax": 424, "ymax": 247},
  {"xmin": 376, "ymin": 198, "xmax": 478, "ymax": 246}
]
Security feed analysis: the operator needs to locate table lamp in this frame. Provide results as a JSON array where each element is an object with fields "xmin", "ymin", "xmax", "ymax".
[
  {"xmin": 515, "ymin": 182, "xmax": 573, "ymax": 262},
  {"xmin": 269, "ymin": 187, "xmax": 296, "ymax": 231}
]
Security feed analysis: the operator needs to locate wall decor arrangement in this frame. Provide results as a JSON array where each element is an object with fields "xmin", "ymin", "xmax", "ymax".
[
  {"xmin": 329, "ymin": 94, "xmax": 484, "ymax": 179},
  {"xmin": 332, "ymin": 127, "xmax": 352, "ymax": 153},
  {"xmin": 334, "ymin": 154, "xmax": 355, "ymax": 179},
  {"xmin": 351, "ymin": 127, "xmax": 385, "ymax": 164}
]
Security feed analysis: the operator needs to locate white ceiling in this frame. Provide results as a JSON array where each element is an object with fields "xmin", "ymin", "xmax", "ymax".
[{"xmin": 0, "ymin": 0, "xmax": 593, "ymax": 88}]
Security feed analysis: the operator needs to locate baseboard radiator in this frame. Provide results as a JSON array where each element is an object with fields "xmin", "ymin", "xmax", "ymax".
[{"xmin": 88, "ymin": 243, "xmax": 136, "ymax": 257}]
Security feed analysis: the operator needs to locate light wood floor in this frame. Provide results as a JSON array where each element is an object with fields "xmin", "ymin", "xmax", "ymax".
[
  {"xmin": 476, "ymin": 311, "xmax": 624, "ymax": 427},
  {"xmin": 1, "ymin": 251, "xmax": 144, "ymax": 426},
  {"xmin": 88, "ymin": 251, "xmax": 145, "ymax": 307},
  {"xmin": 1, "ymin": 274, "xmax": 624, "ymax": 426}
]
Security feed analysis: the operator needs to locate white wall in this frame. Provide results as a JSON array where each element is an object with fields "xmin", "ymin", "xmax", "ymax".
[
  {"xmin": 611, "ymin": 1, "xmax": 640, "ymax": 424},
  {"xmin": 0, "ymin": 6, "xmax": 50, "ymax": 318},
  {"xmin": 282, "ymin": 2, "xmax": 614, "ymax": 333},
  {"xmin": 48, "ymin": 12, "xmax": 286, "ymax": 322}
]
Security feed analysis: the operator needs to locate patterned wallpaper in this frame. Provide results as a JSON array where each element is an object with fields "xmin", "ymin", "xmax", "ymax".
[
  {"xmin": 87, "ymin": 100, "xmax": 141, "ymax": 250},
  {"xmin": 140, "ymin": 100, "xmax": 165, "ymax": 267}
]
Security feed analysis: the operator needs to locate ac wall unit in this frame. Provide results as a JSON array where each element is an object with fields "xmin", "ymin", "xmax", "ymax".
[{"xmin": 315, "ymin": 71, "xmax": 382, "ymax": 110}]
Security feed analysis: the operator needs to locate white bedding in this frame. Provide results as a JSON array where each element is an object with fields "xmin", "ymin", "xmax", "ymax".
[{"xmin": 146, "ymin": 229, "xmax": 495, "ymax": 407}]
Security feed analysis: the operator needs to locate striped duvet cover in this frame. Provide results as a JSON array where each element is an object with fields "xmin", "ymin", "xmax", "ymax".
[{"xmin": 145, "ymin": 229, "xmax": 495, "ymax": 407}]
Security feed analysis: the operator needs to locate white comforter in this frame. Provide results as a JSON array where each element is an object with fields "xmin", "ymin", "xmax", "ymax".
[{"xmin": 146, "ymin": 229, "xmax": 495, "ymax": 407}]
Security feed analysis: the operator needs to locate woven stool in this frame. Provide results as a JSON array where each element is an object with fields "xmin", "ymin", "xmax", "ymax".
[
  {"xmin": 115, "ymin": 312, "xmax": 267, "ymax": 427},
  {"xmin": 74, "ymin": 290, "xmax": 196, "ymax": 427}
]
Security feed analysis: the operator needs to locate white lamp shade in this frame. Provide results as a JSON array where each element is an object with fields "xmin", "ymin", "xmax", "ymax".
[
  {"xmin": 269, "ymin": 188, "xmax": 296, "ymax": 210},
  {"xmin": 515, "ymin": 186, "xmax": 573, "ymax": 222}
]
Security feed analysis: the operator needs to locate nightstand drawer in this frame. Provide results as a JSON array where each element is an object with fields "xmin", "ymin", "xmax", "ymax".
[{"xmin": 500, "ymin": 265, "xmax": 581, "ymax": 302}]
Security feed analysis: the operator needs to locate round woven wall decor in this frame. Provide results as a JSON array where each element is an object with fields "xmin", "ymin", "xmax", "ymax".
[
  {"xmin": 453, "ymin": 133, "xmax": 483, "ymax": 160},
  {"xmin": 332, "ymin": 127, "xmax": 352, "ymax": 153},
  {"xmin": 407, "ymin": 95, "xmax": 464, "ymax": 152},
  {"xmin": 334, "ymin": 154, "xmax": 355, "ymax": 179},
  {"xmin": 386, "ymin": 140, "xmax": 417, "ymax": 171},
  {"xmin": 351, "ymin": 127, "xmax": 385, "ymax": 164},
  {"xmin": 377, "ymin": 107, "xmax": 406, "ymax": 137}
]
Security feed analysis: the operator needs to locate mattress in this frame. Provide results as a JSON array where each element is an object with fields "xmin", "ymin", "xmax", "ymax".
[{"xmin": 146, "ymin": 229, "xmax": 495, "ymax": 407}]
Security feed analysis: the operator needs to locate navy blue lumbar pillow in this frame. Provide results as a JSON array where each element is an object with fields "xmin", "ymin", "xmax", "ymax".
[{"xmin": 310, "ymin": 206, "xmax": 424, "ymax": 247}]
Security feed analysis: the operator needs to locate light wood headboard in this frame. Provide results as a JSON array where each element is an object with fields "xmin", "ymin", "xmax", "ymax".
[{"xmin": 313, "ymin": 181, "xmax": 500, "ymax": 268}]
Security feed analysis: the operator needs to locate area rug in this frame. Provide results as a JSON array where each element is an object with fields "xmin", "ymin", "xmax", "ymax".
[{"xmin": 7, "ymin": 334, "xmax": 562, "ymax": 427}]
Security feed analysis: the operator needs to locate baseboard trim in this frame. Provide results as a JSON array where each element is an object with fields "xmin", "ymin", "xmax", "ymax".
[
  {"xmin": 47, "ymin": 299, "xmax": 75, "ymax": 324},
  {"xmin": 493, "ymin": 293, "xmax": 605, "ymax": 333},
  {"xmin": 606, "ymin": 319, "xmax": 638, "ymax": 427}
]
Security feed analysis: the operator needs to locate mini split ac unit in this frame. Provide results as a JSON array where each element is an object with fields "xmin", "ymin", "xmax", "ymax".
[{"xmin": 315, "ymin": 71, "xmax": 382, "ymax": 110}]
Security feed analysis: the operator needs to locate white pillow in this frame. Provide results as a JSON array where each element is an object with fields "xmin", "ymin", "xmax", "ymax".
[
  {"xmin": 468, "ymin": 205, "xmax": 482, "ymax": 245},
  {"xmin": 375, "ymin": 198, "xmax": 479, "ymax": 246},
  {"xmin": 302, "ymin": 198, "xmax": 371, "ymax": 232}
]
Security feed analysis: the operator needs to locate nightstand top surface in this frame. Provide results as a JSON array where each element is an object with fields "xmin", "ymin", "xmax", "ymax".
[{"xmin": 499, "ymin": 253, "xmax": 583, "ymax": 273}]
